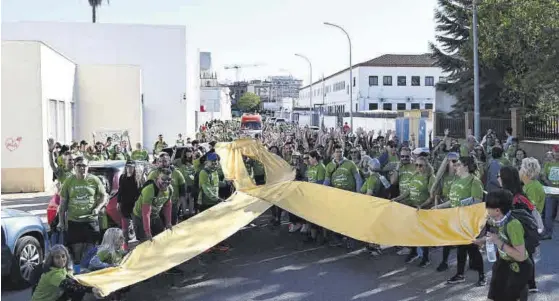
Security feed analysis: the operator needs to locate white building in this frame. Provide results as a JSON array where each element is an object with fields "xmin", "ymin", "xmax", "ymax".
[
  {"xmin": 298, "ymin": 54, "xmax": 455, "ymax": 113},
  {"xmin": 2, "ymin": 21, "xmax": 199, "ymax": 150},
  {"xmin": 199, "ymin": 52, "xmax": 231, "ymax": 125}
]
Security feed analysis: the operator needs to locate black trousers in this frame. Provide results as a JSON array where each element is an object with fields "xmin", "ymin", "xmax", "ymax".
[
  {"xmin": 488, "ymin": 258, "xmax": 532, "ymax": 301},
  {"xmin": 457, "ymin": 244, "xmax": 484, "ymax": 275}
]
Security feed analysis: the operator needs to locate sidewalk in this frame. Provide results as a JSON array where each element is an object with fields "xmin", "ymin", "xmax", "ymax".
[{"xmin": 1, "ymin": 191, "xmax": 53, "ymax": 200}]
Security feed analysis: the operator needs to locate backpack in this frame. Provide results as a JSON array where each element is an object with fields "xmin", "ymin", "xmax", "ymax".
[{"xmin": 505, "ymin": 209, "xmax": 540, "ymax": 254}]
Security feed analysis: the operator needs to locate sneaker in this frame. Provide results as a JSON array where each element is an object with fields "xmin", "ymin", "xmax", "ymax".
[
  {"xmin": 396, "ymin": 247, "xmax": 411, "ymax": 256},
  {"xmin": 289, "ymin": 223, "xmax": 302, "ymax": 233},
  {"xmin": 476, "ymin": 274, "xmax": 487, "ymax": 287},
  {"xmin": 528, "ymin": 287, "xmax": 539, "ymax": 293},
  {"xmin": 405, "ymin": 253, "xmax": 420, "ymax": 264},
  {"xmin": 419, "ymin": 259, "xmax": 431, "ymax": 268},
  {"xmin": 300, "ymin": 224, "xmax": 310, "ymax": 233},
  {"xmin": 447, "ymin": 274, "xmax": 465, "ymax": 284},
  {"xmin": 436, "ymin": 262, "xmax": 449, "ymax": 272}
]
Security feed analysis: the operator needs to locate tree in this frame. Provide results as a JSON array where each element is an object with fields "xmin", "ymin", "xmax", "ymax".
[
  {"xmin": 429, "ymin": 0, "xmax": 507, "ymax": 116},
  {"xmin": 88, "ymin": 0, "xmax": 109, "ymax": 23},
  {"xmin": 237, "ymin": 92, "xmax": 261, "ymax": 112},
  {"xmin": 430, "ymin": 0, "xmax": 559, "ymax": 118}
]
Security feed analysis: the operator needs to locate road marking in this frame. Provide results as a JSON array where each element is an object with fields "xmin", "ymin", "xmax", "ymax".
[{"xmin": 2, "ymin": 202, "xmax": 49, "ymax": 209}]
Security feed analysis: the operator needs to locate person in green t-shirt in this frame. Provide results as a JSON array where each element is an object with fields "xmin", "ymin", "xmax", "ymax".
[
  {"xmin": 303, "ymin": 151, "xmax": 327, "ymax": 243},
  {"xmin": 176, "ymin": 133, "xmax": 185, "ymax": 146},
  {"xmin": 476, "ymin": 190, "xmax": 532, "ymax": 301},
  {"xmin": 130, "ymin": 143, "xmax": 149, "ymax": 161},
  {"xmin": 31, "ymin": 244, "xmax": 93, "ymax": 301},
  {"xmin": 47, "ymin": 138, "xmax": 75, "ymax": 189},
  {"xmin": 132, "ymin": 168, "xmax": 173, "ymax": 242},
  {"xmin": 110, "ymin": 145, "xmax": 130, "ymax": 161},
  {"xmin": 197, "ymin": 153, "xmax": 223, "ymax": 211},
  {"xmin": 174, "ymin": 147, "xmax": 196, "ymax": 216},
  {"xmin": 390, "ymin": 147, "xmax": 415, "ymax": 203},
  {"xmin": 518, "ymin": 157, "xmax": 545, "ymax": 214},
  {"xmin": 153, "ymin": 134, "xmax": 168, "ymax": 155},
  {"xmin": 440, "ymin": 155, "xmax": 486, "ymax": 287},
  {"xmin": 58, "ymin": 157, "xmax": 107, "ymax": 262},
  {"xmin": 147, "ymin": 153, "xmax": 187, "ymax": 225}
]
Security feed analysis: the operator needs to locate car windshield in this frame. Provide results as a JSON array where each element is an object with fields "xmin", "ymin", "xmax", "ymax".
[
  {"xmin": 242, "ymin": 121, "xmax": 262, "ymax": 130},
  {"xmin": 88, "ymin": 167, "xmax": 119, "ymax": 194}
]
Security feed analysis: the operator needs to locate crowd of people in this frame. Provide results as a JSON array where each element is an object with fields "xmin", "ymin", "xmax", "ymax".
[{"xmin": 32, "ymin": 119, "xmax": 557, "ymax": 301}]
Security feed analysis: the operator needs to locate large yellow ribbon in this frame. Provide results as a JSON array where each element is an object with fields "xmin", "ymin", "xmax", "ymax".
[{"xmin": 76, "ymin": 139, "xmax": 486, "ymax": 296}]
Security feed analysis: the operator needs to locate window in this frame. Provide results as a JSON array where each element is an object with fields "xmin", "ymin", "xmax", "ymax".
[
  {"xmin": 425, "ymin": 103, "xmax": 433, "ymax": 110},
  {"xmin": 369, "ymin": 103, "xmax": 379, "ymax": 110},
  {"xmin": 368, "ymin": 76, "xmax": 378, "ymax": 86},
  {"xmin": 382, "ymin": 103, "xmax": 392, "ymax": 111},
  {"xmin": 397, "ymin": 76, "xmax": 406, "ymax": 86},
  {"xmin": 383, "ymin": 76, "xmax": 392, "ymax": 86},
  {"xmin": 411, "ymin": 76, "xmax": 420, "ymax": 86},
  {"xmin": 411, "ymin": 103, "xmax": 420, "ymax": 110},
  {"xmin": 425, "ymin": 76, "xmax": 435, "ymax": 86},
  {"xmin": 397, "ymin": 103, "xmax": 407, "ymax": 110},
  {"xmin": 355, "ymin": 103, "xmax": 358, "ymax": 111},
  {"xmin": 58, "ymin": 101, "xmax": 66, "ymax": 144},
  {"xmin": 439, "ymin": 76, "xmax": 447, "ymax": 83},
  {"xmin": 353, "ymin": 77, "xmax": 356, "ymax": 87},
  {"xmin": 48, "ymin": 100, "xmax": 57, "ymax": 139}
]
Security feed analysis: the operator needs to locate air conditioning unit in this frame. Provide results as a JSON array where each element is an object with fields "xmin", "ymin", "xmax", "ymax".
[{"xmin": 406, "ymin": 97, "xmax": 413, "ymax": 102}]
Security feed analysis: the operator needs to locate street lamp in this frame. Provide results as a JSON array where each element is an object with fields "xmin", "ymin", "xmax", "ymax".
[
  {"xmin": 295, "ymin": 53, "xmax": 313, "ymax": 115},
  {"xmin": 472, "ymin": 0, "xmax": 480, "ymax": 141},
  {"xmin": 324, "ymin": 22, "xmax": 353, "ymax": 132}
]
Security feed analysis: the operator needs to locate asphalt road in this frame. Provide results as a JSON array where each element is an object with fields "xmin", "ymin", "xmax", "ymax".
[{"xmin": 2, "ymin": 194, "xmax": 559, "ymax": 301}]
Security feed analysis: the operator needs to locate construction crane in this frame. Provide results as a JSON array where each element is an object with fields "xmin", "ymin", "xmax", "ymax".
[{"xmin": 224, "ymin": 63, "xmax": 264, "ymax": 82}]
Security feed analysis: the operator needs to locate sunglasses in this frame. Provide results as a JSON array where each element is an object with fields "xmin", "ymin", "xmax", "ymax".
[
  {"xmin": 415, "ymin": 164, "xmax": 425, "ymax": 167},
  {"xmin": 450, "ymin": 160, "xmax": 458, "ymax": 164},
  {"xmin": 401, "ymin": 155, "xmax": 410, "ymax": 158}
]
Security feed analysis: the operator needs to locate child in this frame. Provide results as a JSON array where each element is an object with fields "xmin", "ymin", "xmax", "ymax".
[
  {"xmin": 89, "ymin": 228, "xmax": 127, "ymax": 271},
  {"xmin": 89, "ymin": 228, "xmax": 129, "ymax": 300},
  {"xmin": 31, "ymin": 244, "xmax": 93, "ymax": 301}
]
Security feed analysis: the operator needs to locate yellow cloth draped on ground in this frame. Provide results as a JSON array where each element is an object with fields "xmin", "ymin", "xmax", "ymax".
[{"xmin": 76, "ymin": 139, "xmax": 487, "ymax": 296}]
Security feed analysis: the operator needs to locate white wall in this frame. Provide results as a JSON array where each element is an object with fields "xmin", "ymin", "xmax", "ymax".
[
  {"xmin": 2, "ymin": 41, "xmax": 43, "ymax": 169},
  {"xmin": 186, "ymin": 45, "xmax": 200, "ymax": 137},
  {"xmin": 1, "ymin": 41, "xmax": 76, "ymax": 192},
  {"xmin": 343, "ymin": 117, "xmax": 397, "ymax": 133},
  {"xmin": 3, "ymin": 22, "xmax": 190, "ymax": 151},
  {"xmin": 76, "ymin": 65, "xmax": 143, "ymax": 146},
  {"xmin": 323, "ymin": 116, "xmax": 338, "ymax": 129},
  {"xmin": 200, "ymin": 88, "xmax": 221, "ymax": 112}
]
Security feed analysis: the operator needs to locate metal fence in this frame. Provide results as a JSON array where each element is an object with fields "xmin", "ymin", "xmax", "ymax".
[
  {"xmin": 435, "ymin": 113, "xmax": 464, "ymax": 138},
  {"xmin": 523, "ymin": 115, "xmax": 559, "ymax": 140},
  {"xmin": 480, "ymin": 117, "xmax": 511, "ymax": 139}
]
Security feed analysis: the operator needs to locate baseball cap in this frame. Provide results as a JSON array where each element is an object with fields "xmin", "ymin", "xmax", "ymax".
[{"xmin": 207, "ymin": 152, "xmax": 218, "ymax": 161}]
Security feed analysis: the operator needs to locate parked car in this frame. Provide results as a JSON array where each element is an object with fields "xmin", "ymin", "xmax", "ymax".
[
  {"xmin": 1, "ymin": 207, "xmax": 49, "ymax": 287},
  {"xmin": 46, "ymin": 160, "xmax": 140, "ymax": 230}
]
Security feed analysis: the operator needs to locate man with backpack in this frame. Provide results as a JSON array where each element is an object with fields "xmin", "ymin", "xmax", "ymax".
[
  {"xmin": 478, "ymin": 189, "xmax": 534, "ymax": 301},
  {"xmin": 148, "ymin": 152, "xmax": 187, "ymax": 225}
]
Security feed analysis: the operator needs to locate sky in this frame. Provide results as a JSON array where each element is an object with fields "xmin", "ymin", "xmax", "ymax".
[{"xmin": 2, "ymin": 0, "xmax": 439, "ymax": 85}]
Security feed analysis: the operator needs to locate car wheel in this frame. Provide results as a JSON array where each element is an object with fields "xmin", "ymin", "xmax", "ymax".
[{"xmin": 11, "ymin": 236, "xmax": 43, "ymax": 288}]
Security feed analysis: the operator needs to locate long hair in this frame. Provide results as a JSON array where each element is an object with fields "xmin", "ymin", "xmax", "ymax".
[
  {"xmin": 499, "ymin": 166, "xmax": 524, "ymax": 196},
  {"xmin": 43, "ymin": 244, "xmax": 73, "ymax": 271},
  {"xmin": 98, "ymin": 228, "xmax": 124, "ymax": 256}
]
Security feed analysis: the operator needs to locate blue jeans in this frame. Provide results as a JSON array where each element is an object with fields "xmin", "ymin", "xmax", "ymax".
[{"xmin": 543, "ymin": 195, "xmax": 559, "ymax": 237}]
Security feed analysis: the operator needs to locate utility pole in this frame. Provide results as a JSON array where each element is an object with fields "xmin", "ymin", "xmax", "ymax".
[{"xmin": 473, "ymin": 0, "xmax": 480, "ymax": 140}]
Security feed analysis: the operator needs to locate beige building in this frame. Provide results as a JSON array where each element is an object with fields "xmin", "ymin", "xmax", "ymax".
[{"xmin": 1, "ymin": 40, "xmax": 143, "ymax": 193}]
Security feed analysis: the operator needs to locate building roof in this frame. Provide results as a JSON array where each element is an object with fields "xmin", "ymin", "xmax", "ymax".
[{"xmin": 299, "ymin": 54, "xmax": 436, "ymax": 90}]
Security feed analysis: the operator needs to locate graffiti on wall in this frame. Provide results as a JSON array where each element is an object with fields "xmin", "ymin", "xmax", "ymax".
[{"xmin": 5, "ymin": 136, "xmax": 22, "ymax": 152}]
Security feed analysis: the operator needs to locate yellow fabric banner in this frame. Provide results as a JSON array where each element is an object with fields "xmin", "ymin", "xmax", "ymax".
[{"xmin": 76, "ymin": 139, "xmax": 487, "ymax": 296}]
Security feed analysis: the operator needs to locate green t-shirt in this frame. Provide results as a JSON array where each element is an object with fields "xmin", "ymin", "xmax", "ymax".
[
  {"xmin": 326, "ymin": 159, "xmax": 359, "ymax": 191},
  {"xmin": 198, "ymin": 168, "xmax": 220, "ymax": 205},
  {"xmin": 153, "ymin": 141, "xmax": 168, "ymax": 154},
  {"xmin": 459, "ymin": 145, "xmax": 470, "ymax": 157},
  {"xmin": 397, "ymin": 164, "xmax": 416, "ymax": 194},
  {"xmin": 60, "ymin": 174, "xmax": 106, "ymax": 222},
  {"xmin": 523, "ymin": 180, "xmax": 545, "ymax": 213},
  {"xmin": 441, "ymin": 173, "xmax": 457, "ymax": 199},
  {"xmin": 250, "ymin": 160, "xmax": 266, "ymax": 177},
  {"xmin": 448, "ymin": 174, "xmax": 484, "ymax": 208},
  {"xmin": 306, "ymin": 163, "xmax": 326, "ymax": 184},
  {"xmin": 112, "ymin": 152, "xmax": 129, "ymax": 161},
  {"xmin": 361, "ymin": 173, "xmax": 380, "ymax": 195},
  {"xmin": 407, "ymin": 173, "xmax": 435, "ymax": 206},
  {"xmin": 176, "ymin": 139, "xmax": 185, "ymax": 146},
  {"xmin": 543, "ymin": 161, "xmax": 559, "ymax": 186},
  {"xmin": 97, "ymin": 249, "xmax": 125, "ymax": 265},
  {"xmin": 498, "ymin": 218, "xmax": 527, "ymax": 262},
  {"xmin": 132, "ymin": 183, "xmax": 172, "ymax": 217},
  {"xmin": 147, "ymin": 169, "xmax": 185, "ymax": 203},
  {"xmin": 31, "ymin": 267, "xmax": 68, "ymax": 301},
  {"xmin": 86, "ymin": 153, "xmax": 101, "ymax": 161},
  {"xmin": 506, "ymin": 145, "xmax": 517, "ymax": 160},
  {"xmin": 55, "ymin": 167, "xmax": 73, "ymax": 186},
  {"xmin": 174, "ymin": 160, "xmax": 196, "ymax": 187},
  {"xmin": 131, "ymin": 149, "xmax": 149, "ymax": 161}
]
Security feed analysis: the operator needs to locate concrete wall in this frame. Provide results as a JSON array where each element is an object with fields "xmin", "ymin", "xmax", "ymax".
[
  {"xmin": 1, "ymin": 41, "xmax": 76, "ymax": 193},
  {"xmin": 75, "ymin": 65, "xmax": 143, "ymax": 146},
  {"xmin": 3, "ymin": 22, "xmax": 190, "ymax": 151},
  {"xmin": 342, "ymin": 117, "xmax": 397, "ymax": 134}
]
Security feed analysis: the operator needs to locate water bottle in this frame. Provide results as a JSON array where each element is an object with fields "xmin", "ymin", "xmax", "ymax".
[
  {"xmin": 486, "ymin": 242, "xmax": 497, "ymax": 262},
  {"xmin": 379, "ymin": 175, "xmax": 391, "ymax": 189}
]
